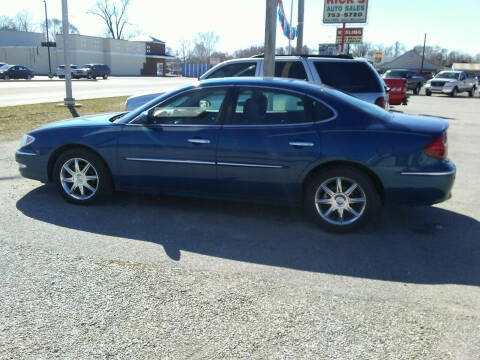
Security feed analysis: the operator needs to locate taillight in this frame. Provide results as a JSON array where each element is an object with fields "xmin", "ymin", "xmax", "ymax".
[
  {"xmin": 375, "ymin": 97, "xmax": 386, "ymax": 109},
  {"xmin": 424, "ymin": 133, "xmax": 447, "ymax": 159}
]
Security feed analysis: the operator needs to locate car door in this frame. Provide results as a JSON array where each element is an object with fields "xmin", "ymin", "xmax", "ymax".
[
  {"xmin": 11, "ymin": 66, "xmax": 20, "ymax": 79},
  {"xmin": 216, "ymin": 86, "xmax": 328, "ymax": 203},
  {"xmin": 116, "ymin": 86, "xmax": 231, "ymax": 195}
]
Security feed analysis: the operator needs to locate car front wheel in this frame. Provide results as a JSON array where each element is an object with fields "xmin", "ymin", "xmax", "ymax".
[
  {"xmin": 469, "ymin": 87, "xmax": 476, "ymax": 97},
  {"xmin": 53, "ymin": 148, "xmax": 112, "ymax": 204},
  {"xmin": 450, "ymin": 87, "xmax": 457, "ymax": 97},
  {"xmin": 103, "ymin": 74, "xmax": 108, "ymax": 79},
  {"xmin": 304, "ymin": 166, "xmax": 381, "ymax": 232}
]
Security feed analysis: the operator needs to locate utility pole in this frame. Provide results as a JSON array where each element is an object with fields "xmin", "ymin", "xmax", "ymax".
[
  {"xmin": 295, "ymin": 0, "xmax": 304, "ymax": 54},
  {"xmin": 43, "ymin": 0, "xmax": 52, "ymax": 77},
  {"xmin": 61, "ymin": 0, "xmax": 75, "ymax": 106},
  {"xmin": 420, "ymin": 33, "xmax": 427, "ymax": 74},
  {"xmin": 264, "ymin": 0, "xmax": 277, "ymax": 77},
  {"xmin": 288, "ymin": 0, "xmax": 294, "ymax": 54}
]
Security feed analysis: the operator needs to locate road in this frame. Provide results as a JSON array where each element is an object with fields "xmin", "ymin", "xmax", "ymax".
[
  {"xmin": 0, "ymin": 76, "xmax": 195, "ymax": 107},
  {"xmin": 0, "ymin": 95, "xmax": 479, "ymax": 358}
]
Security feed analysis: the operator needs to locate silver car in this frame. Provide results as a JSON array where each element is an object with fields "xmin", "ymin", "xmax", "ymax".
[
  {"xmin": 126, "ymin": 55, "xmax": 389, "ymax": 111},
  {"xmin": 55, "ymin": 64, "xmax": 78, "ymax": 78}
]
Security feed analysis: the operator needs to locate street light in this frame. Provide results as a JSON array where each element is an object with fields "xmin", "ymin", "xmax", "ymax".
[{"xmin": 43, "ymin": 0, "xmax": 52, "ymax": 78}]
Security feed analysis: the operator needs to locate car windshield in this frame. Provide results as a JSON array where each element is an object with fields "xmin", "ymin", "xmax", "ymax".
[
  {"xmin": 0, "ymin": 64, "xmax": 12, "ymax": 71},
  {"xmin": 435, "ymin": 72, "xmax": 460, "ymax": 80},
  {"xmin": 384, "ymin": 70, "xmax": 407, "ymax": 78}
]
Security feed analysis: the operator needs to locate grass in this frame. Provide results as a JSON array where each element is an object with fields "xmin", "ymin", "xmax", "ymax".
[{"xmin": 0, "ymin": 96, "xmax": 128, "ymax": 140}]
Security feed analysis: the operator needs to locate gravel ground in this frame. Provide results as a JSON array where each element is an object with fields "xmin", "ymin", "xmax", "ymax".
[{"xmin": 0, "ymin": 95, "xmax": 479, "ymax": 359}]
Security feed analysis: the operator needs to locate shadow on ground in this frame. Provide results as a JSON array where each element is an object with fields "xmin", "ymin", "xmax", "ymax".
[{"xmin": 16, "ymin": 185, "xmax": 480, "ymax": 285}]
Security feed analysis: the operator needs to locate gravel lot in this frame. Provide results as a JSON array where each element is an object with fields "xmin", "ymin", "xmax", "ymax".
[{"xmin": 0, "ymin": 94, "xmax": 479, "ymax": 359}]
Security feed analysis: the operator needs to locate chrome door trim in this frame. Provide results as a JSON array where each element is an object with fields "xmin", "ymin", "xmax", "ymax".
[
  {"xmin": 16, "ymin": 150, "xmax": 37, "ymax": 156},
  {"xmin": 400, "ymin": 170, "xmax": 455, "ymax": 176},
  {"xmin": 188, "ymin": 138, "xmax": 211, "ymax": 144},
  {"xmin": 125, "ymin": 157, "xmax": 215, "ymax": 165},
  {"xmin": 217, "ymin": 161, "xmax": 283, "ymax": 169},
  {"xmin": 289, "ymin": 142, "xmax": 315, "ymax": 147}
]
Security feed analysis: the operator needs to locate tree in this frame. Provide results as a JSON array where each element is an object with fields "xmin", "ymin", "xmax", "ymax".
[
  {"xmin": 350, "ymin": 42, "xmax": 373, "ymax": 57},
  {"xmin": 41, "ymin": 18, "xmax": 79, "ymax": 40},
  {"xmin": 0, "ymin": 11, "xmax": 36, "ymax": 32},
  {"xmin": 232, "ymin": 45, "xmax": 264, "ymax": 58},
  {"xmin": 191, "ymin": 31, "xmax": 219, "ymax": 63},
  {"xmin": 177, "ymin": 39, "xmax": 192, "ymax": 63},
  {"xmin": 88, "ymin": 0, "xmax": 131, "ymax": 39}
]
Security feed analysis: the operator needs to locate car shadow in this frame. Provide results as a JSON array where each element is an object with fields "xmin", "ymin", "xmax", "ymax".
[{"xmin": 16, "ymin": 185, "xmax": 480, "ymax": 286}]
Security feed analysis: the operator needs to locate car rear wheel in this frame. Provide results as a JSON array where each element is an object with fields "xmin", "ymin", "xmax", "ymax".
[
  {"xmin": 469, "ymin": 86, "xmax": 476, "ymax": 97},
  {"xmin": 4, "ymin": 75, "xmax": 9, "ymax": 80},
  {"xmin": 103, "ymin": 74, "xmax": 108, "ymax": 79},
  {"xmin": 87, "ymin": 73, "xmax": 92, "ymax": 79},
  {"xmin": 53, "ymin": 148, "xmax": 112, "ymax": 204},
  {"xmin": 303, "ymin": 166, "xmax": 381, "ymax": 232},
  {"xmin": 413, "ymin": 84, "xmax": 420, "ymax": 95},
  {"xmin": 426, "ymin": 89, "xmax": 431, "ymax": 96},
  {"xmin": 26, "ymin": 75, "xmax": 32, "ymax": 80}
]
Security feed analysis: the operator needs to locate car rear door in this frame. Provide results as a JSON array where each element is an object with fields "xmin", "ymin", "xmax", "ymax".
[
  {"xmin": 216, "ymin": 86, "xmax": 326, "ymax": 203},
  {"xmin": 116, "ymin": 86, "xmax": 231, "ymax": 195}
]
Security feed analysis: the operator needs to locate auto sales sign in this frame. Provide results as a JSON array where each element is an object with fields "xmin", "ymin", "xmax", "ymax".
[{"xmin": 323, "ymin": 0, "xmax": 369, "ymax": 24}]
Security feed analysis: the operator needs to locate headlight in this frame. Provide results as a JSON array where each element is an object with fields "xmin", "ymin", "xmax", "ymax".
[{"xmin": 20, "ymin": 134, "xmax": 35, "ymax": 147}]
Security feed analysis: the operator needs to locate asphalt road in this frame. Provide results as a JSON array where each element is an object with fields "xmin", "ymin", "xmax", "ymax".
[
  {"xmin": 0, "ymin": 95, "xmax": 479, "ymax": 358},
  {"xmin": 0, "ymin": 76, "xmax": 195, "ymax": 107}
]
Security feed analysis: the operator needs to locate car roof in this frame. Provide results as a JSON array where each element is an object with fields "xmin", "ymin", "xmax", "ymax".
[{"xmin": 198, "ymin": 76, "xmax": 327, "ymax": 94}]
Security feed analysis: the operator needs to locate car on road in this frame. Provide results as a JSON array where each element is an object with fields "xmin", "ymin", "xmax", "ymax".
[
  {"xmin": 425, "ymin": 71, "xmax": 477, "ymax": 97},
  {"xmin": 383, "ymin": 69, "xmax": 424, "ymax": 94},
  {"xmin": 0, "ymin": 64, "xmax": 34, "ymax": 80},
  {"xmin": 125, "ymin": 55, "xmax": 389, "ymax": 111},
  {"xmin": 15, "ymin": 77, "xmax": 455, "ymax": 232},
  {"xmin": 55, "ymin": 64, "xmax": 79, "ymax": 78},
  {"xmin": 72, "ymin": 64, "xmax": 110, "ymax": 79}
]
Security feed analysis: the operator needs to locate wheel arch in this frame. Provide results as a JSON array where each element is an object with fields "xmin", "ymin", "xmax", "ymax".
[
  {"xmin": 301, "ymin": 160, "xmax": 385, "ymax": 204},
  {"xmin": 47, "ymin": 143, "xmax": 114, "ymax": 186}
]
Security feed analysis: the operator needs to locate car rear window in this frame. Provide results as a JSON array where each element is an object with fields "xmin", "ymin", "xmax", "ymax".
[
  {"xmin": 314, "ymin": 61, "xmax": 382, "ymax": 93},
  {"xmin": 275, "ymin": 61, "xmax": 308, "ymax": 80}
]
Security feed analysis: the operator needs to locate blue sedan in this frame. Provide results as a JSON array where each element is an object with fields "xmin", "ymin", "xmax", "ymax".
[{"xmin": 15, "ymin": 77, "xmax": 455, "ymax": 232}]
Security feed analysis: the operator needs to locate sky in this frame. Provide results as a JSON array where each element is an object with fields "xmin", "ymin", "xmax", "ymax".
[{"xmin": 6, "ymin": 0, "xmax": 480, "ymax": 56}]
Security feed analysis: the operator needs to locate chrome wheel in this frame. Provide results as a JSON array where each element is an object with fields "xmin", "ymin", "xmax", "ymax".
[
  {"xmin": 60, "ymin": 158, "xmax": 99, "ymax": 200},
  {"xmin": 315, "ymin": 177, "xmax": 367, "ymax": 226}
]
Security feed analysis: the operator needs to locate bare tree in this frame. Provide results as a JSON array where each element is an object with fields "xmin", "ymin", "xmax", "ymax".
[
  {"xmin": 177, "ymin": 39, "xmax": 192, "ymax": 63},
  {"xmin": 233, "ymin": 45, "xmax": 265, "ymax": 58},
  {"xmin": 0, "ymin": 11, "xmax": 36, "ymax": 32},
  {"xmin": 350, "ymin": 42, "xmax": 373, "ymax": 57},
  {"xmin": 88, "ymin": 0, "xmax": 131, "ymax": 39},
  {"xmin": 191, "ymin": 31, "xmax": 219, "ymax": 62},
  {"xmin": 0, "ymin": 15, "xmax": 17, "ymax": 31},
  {"xmin": 41, "ymin": 18, "xmax": 79, "ymax": 40}
]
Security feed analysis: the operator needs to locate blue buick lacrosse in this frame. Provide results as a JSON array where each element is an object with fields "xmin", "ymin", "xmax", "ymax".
[{"xmin": 16, "ymin": 77, "xmax": 455, "ymax": 232}]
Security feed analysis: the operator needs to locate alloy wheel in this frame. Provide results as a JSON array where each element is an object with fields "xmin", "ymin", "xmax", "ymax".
[
  {"xmin": 315, "ymin": 177, "xmax": 367, "ymax": 225},
  {"xmin": 60, "ymin": 158, "xmax": 99, "ymax": 200}
]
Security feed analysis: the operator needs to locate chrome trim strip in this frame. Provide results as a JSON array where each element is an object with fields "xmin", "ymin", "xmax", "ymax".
[
  {"xmin": 289, "ymin": 142, "xmax": 314, "ymax": 147},
  {"xmin": 400, "ymin": 170, "xmax": 456, "ymax": 176},
  {"xmin": 16, "ymin": 150, "xmax": 37, "ymax": 156},
  {"xmin": 125, "ymin": 157, "xmax": 215, "ymax": 165},
  {"xmin": 188, "ymin": 138, "xmax": 211, "ymax": 144},
  {"xmin": 217, "ymin": 161, "xmax": 283, "ymax": 169}
]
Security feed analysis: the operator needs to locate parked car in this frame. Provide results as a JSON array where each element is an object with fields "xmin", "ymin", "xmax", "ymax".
[
  {"xmin": 55, "ymin": 64, "xmax": 79, "ymax": 78},
  {"xmin": 16, "ymin": 77, "xmax": 455, "ymax": 232},
  {"xmin": 72, "ymin": 64, "xmax": 110, "ymax": 79},
  {"xmin": 425, "ymin": 71, "xmax": 477, "ymax": 97},
  {"xmin": 383, "ymin": 69, "xmax": 424, "ymax": 94},
  {"xmin": 0, "ymin": 64, "xmax": 34, "ymax": 80},
  {"xmin": 125, "ymin": 55, "xmax": 389, "ymax": 111},
  {"xmin": 384, "ymin": 78, "xmax": 408, "ymax": 105}
]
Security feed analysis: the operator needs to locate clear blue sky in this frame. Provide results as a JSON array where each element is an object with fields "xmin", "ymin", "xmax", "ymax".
[{"xmin": 6, "ymin": 0, "xmax": 480, "ymax": 55}]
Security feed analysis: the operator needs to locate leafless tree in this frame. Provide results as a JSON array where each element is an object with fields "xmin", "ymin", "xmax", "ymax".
[
  {"xmin": 191, "ymin": 31, "xmax": 219, "ymax": 62},
  {"xmin": 0, "ymin": 11, "xmax": 36, "ymax": 32},
  {"xmin": 41, "ymin": 18, "xmax": 79, "ymax": 40},
  {"xmin": 233, "ymin": 45, "xmax": 265, "ymax": 58},
  {"xmin": 88, "ymin": 0, "xmax": 131, "ymax": 39},
  {"xmin": 177, "ymin": 39, "xmax": 192, "ymax": 63}
]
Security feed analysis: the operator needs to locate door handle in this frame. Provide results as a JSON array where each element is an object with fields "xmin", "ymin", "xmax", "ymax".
[
  {"xmin": 188, "ymin": 138, "xmax": 211, "ymax": 144},
  {"xmin": 289, "ymin": 141, "xmax": 314, "ymax": 148}
]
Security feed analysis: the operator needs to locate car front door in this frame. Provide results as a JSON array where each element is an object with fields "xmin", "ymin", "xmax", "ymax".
[
  {"xmin": 116, "ymin": 87, "xmax": 231, "ymax": 195},
  {"xmin": 11, "ymin": 66, "xmax": 20, "ymax": 79},
  {"xmin": 216, "ymin": 87, "xmax": 329, "ymax": 203}
]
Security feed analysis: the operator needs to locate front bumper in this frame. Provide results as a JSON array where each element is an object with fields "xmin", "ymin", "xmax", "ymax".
[
  {"xmin": 15, "ymin": 149, "xmax": 49, "ymax": 183},
  {"xmin": 426, "ymin": 86, "xmax": 454, "ymax": 94}
]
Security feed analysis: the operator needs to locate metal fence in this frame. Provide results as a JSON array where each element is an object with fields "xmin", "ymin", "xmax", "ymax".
[{"xmin": 181, "ymin": 63, "xmax": 211, "ymax": 78}]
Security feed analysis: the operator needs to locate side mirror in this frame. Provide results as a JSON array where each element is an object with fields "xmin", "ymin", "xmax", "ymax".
[{"xmin": 139, "ymin": 110, "xmax": 152, "ymax": 124}]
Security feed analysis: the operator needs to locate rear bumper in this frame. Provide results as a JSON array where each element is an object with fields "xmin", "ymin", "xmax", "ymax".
[
  {"xmin": 384, "ymin": 162, "xmax": 456, "ymax": 206},
  {"xmin": 15, "ymin": 150, "xmax": 49, "ymax": 183}
]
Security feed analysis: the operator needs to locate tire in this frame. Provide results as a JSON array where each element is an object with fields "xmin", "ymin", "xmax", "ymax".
[
  {"xmin": 26, "ymin": 75, "xmax": 31, "ymax": 80},
  {"xmin": 469, "ymin": 86, "xmax": 475, "ymax": 97},
  {"xmin": 4, "ymin": 75, "xmax": 9, "ymax": 80},
  {"xmin": 413, "ymin": 84, "xmax": 420, "ymax": 95},
  {"xmin": 103, "ymin": 74, "xmax": 108, "ymax": 79},
  {"xmin": 53, "ymin": 148, "xmax": 113, "ymax": 205},
  {"xmin": 303, "ymin": 166, "xmax": 381, "ymax": 232},
  {"xmin": 426, "ymin": 90, "xmax": 432, "ymax": 96},
  {"xmin": 87, "ymin": 73, "xmax": 92, "ymax": 79},
  {"xmin": 450, "ymin": 87, "xmax": 457, "ymax": 97}
]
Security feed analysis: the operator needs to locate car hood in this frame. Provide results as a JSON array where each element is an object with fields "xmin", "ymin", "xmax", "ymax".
[
  {"xmin": 33, "ymin": 112, "xmax": 124, "ymax": 132},
  {"xmin": 431, "ymin": 78, "xmax": 457, "ymax": 83},
  {"xmin": 388, "ymin": 113, "xmax": 449, "ymax": 134}
]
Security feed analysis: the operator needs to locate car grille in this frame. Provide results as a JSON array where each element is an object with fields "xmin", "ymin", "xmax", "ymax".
[{"xmin": 431, "ymin": 81, "xmax": 446, "ymax": 87}]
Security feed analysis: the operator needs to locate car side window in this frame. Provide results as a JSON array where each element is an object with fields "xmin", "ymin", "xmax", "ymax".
[
  {"xmin": 147, "ymin": 88, "xmax": 228, "ymax": 125},
  {"xmin": 275, "ymin": 61, "xmax": 308, "ymax": 80},
  {"xmin": 228, "ymin": 88, "xmax": 311, "ymax": 125},
  {"xmin": 206, "ymin": 62, "xmax": 256, "ymax": 79}
]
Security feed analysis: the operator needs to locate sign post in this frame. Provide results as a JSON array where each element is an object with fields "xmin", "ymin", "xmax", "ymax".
[{"xmin": 340, "ymin": 23, "xmax": 346, "ymax": 53}]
